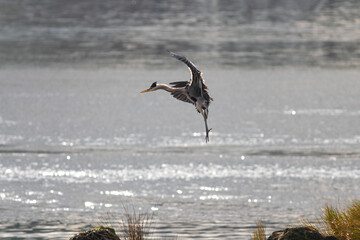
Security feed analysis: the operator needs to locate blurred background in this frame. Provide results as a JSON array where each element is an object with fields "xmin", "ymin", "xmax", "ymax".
[
  {"xmin": 1, "ymin": 0, "xmax": 359, "ymax": 69},
  {"xmin": 0, "ymin": 1, "xmax": 360, "ymax": 240}
]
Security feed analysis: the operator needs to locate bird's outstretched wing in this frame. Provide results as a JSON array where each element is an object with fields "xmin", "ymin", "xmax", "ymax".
[
  {"xmin": 170, "ymin": 81, "xmax": 189, "ymax": 88},
  {"xmin": 169, "ymin": 51, "xmax": 211, "ymax": 100},
  {"xmin": 170, "ymin": 88, "xmax": 194, "ymax": 104},
  {"xmin": 168, "ymin": 51, "xmax": 200, "ymax": 77}
]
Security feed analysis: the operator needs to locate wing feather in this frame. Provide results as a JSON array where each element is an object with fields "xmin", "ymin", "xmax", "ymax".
[
  {"xmin": 168, "ymin": 51, "xmax": 200, "ymax": 75},
  {"xmin": 170, "ymin": 89, "xmax": 194, "ymax": 104},
  {"xmin": 168, "ymin": 51, "xmax": 212, "ymax": 102},
  {"xmin": 170, "ymin": 81, "xmax": 189, "ymax": 88}
]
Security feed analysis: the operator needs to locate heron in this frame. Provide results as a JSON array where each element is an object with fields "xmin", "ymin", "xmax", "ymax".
[{"xmin": 140, "ymin": 51, "xmax": 213, "ymax": 142}]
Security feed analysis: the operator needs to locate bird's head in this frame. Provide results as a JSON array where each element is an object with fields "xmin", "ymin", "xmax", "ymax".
[{"xmin": 140, "ymin": 81, "xmax": 157, "ymax": 93}]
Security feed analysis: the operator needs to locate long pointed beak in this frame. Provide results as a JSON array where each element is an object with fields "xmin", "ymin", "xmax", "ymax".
[{"xmin": 140, "ymin": 89, "xmax": 150, "ymax": 93}]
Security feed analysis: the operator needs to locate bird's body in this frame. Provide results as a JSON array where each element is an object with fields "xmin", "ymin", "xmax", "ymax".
[{"xmin": 140, "ymin": 51, "xmax": 213, "ymax": 142}]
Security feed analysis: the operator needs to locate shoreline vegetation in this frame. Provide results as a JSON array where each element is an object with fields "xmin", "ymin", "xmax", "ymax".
[
  {"xmin": 253, "ymin": 200, "xmax": 360, "ymax": 240},
  {"xmin": 70, "ymin": 200, "xmax": 360, "ymax": 240}
]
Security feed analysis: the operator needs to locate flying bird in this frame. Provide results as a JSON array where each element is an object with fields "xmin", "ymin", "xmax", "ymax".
[{"xmin": 140, "ymin": 51, "xmax": 213, "ymax": 142}]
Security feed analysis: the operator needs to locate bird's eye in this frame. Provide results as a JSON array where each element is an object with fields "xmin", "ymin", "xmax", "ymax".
[{"xmin": 150, "ymin": 82, "xmax": 157, "ymax": 88}]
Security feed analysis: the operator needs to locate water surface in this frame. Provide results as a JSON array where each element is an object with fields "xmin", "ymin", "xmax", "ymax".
[
  {"xmin": 1, "ymin": 0, "xmax": 360, "ymax": 239},
  {"xmin": 1, "ymin": 69, "xmax": 360, "ymax": 239},
  {"xmin": 0, "ymin": 0, "xmax": 359, "ymax": 68}
]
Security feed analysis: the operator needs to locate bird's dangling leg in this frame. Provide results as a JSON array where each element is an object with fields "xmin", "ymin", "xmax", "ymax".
[{"xmin": 200, "ymin": 109, "xmax": 211, "ymax": 143}]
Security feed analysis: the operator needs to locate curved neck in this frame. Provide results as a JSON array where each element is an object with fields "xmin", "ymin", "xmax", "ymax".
[{"xmin": 154, "ymin": 84, "xmax": 175, "ymax": 92}]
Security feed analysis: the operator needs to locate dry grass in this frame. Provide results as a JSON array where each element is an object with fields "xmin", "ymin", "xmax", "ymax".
[
  {"xmin": 118, "ymin": 207, "xmax": 152, "ymax": 240},
  {"xmin": 252, "ymin": 221, "xmax": 267, "ymax": 240},
  {"xmin": 96, "ymin": 206, "xmax": 177, "ymax": 240},
  {"xmin": 94, "ymin": 207, "xmax": 153, "ymax": 240},
  {"xmin": 303, "ymin": 200, "xmax": 360, "ymax": 240}
]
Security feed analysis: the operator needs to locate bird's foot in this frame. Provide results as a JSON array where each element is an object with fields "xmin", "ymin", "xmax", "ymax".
[{"xmin": 205, "ymin": 128, "xmax": 212, "ymax": 143}]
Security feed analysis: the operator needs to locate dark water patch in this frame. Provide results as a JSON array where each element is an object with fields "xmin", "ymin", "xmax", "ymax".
[
  {"xmin": 244, "ymin": 148, "xmax": 360, "ymax": 158},
  {"xmin": 0, "ymin": 220, "xmax": 77, "ymax": 240},
  {"xmin": 1, "ymin": 144, "xmax": 359, "ymax": 159},
  {"xmin": 0, "ymin": 0, "xmax": 359, "ymax": 68}
]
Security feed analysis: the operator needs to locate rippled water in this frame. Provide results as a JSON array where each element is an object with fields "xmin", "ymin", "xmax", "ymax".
[
  {"xmin": 1, "ymin": 0, "xmax": 360, "ymax": 68},
  {"xmin": 1, "ymin": 0, "xmax": 360, "ymax": 239},
  {"xmin": 1, "ymin": 68, "xmax": 360, "ymax": 239}
]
